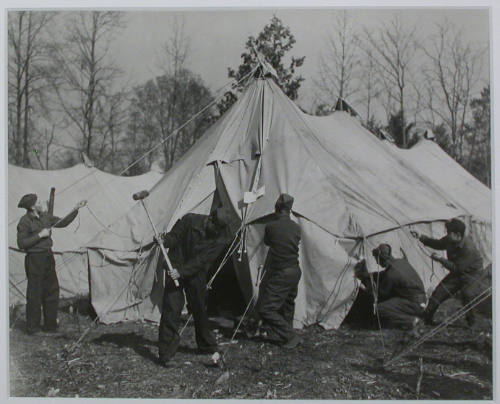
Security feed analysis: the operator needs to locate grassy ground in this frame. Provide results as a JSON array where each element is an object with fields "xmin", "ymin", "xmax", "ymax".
[{"xmin": 9, "ymin": 299, "xmax": 492, "ymax": 400}]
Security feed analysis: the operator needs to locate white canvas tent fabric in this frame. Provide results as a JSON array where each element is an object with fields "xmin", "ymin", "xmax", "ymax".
[
  {"xmin": 8, "ymin": 164, "xmax": 163, "ymax": 306},
  {"xmin": 87, "ymin": 75, "xmax": 491, "ymax": 328}
]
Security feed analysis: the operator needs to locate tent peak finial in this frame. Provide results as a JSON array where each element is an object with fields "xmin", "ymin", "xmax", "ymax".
[
  {"xmin": 81, "ymin": 152, "xmax": 94, "ymax": 168},
  {"xmin": 252, "ymin": 49, "xmax": 278, "ymax": 81}
]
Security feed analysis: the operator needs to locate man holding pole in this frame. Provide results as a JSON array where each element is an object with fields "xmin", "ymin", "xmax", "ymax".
[
  {"xmin": 154, "ymin": 207, "xmax": 233, "ymax": 366},
  {"xmin": 16, "ymin": 193, "xmax": 86, "ymax": 335}
]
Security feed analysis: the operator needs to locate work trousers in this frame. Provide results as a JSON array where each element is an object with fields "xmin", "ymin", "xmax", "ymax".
[
  {"xmin": 24, "ymin": 251, "xmax": 59, "ymax": 333},
  {"xmin": 377, "ymin": 297, "xmax": 425, "ymax": 330},
  {"xmin": 158, "ymin": 270, "xmax": 216, "ymax": 362},
  {"xmin": 257, "ymin": 265, "xmax": 301, "ymax": 344},
  {"xmin": 424, "ymin": 269, "xmax": 488, "ymax": 326}
]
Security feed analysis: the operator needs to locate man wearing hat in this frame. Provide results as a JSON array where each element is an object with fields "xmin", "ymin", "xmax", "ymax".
[
  {"xmin": 17, "ymin": 193, "xmax": 86, "ymax": 335},
  {"xmin": 411, "ymin": 218, "xmax": 485, "ymax": 327},
  {"xmin": 155, "ymin": 207, "xmax": 234, "ymax": 366},
  {"xmin": 257, "ymin": 193, "xmax": 302, "ymax": 349},
  {"xmin": 354, "ymin": 243, "xmax": 426, "ymax": 338}
]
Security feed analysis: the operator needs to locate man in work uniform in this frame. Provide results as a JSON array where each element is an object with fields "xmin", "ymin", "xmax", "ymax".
[
  {"xmin": 411, "ymin": 218, "xmax": 486, "ymax": 327},
  {"xmin": 354, "ymin": 243, "xmax": 426, "ymax": 337},
  {"xmin": 156, "ymin": 207, "xmax": 233, "ymax": 365},
  {"xmin": 16, "ymin": 193, "xmax": 86, "ymax": 335},
  {"xmin": 257, "ymin": 193, "xmax": 302, "ymax": 349}
]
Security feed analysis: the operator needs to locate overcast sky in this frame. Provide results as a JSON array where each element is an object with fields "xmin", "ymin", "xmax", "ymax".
[{"xmin": 110, "ymin": 8, "xmax": 490, "ymax": 110}]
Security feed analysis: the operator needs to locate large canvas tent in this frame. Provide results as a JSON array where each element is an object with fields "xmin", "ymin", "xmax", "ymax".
[
  {"xmin": 8, "ymin": 164, "xmax": 163, "ymax": 306},
  {"xmin": 86, "ymin": 69, "xmax": 491, "ymax": 328}
]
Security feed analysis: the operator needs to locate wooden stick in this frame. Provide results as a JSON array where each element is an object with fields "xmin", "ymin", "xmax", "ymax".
[
  {"xmin": 416, "ymin": 357, "xmax": 424, "ymax": 399},
  {"xmin": 48, "ymin": 187, "xmax": 55, "ymax": 215}
]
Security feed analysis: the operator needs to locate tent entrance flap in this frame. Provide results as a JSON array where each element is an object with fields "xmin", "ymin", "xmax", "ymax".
[
  {"xmin": 207, "ymin": 256, "xmax": 247, "ymax": 318},
  {"xmin": 207, "ymin": 162, "xmax": 255, "ymax": 314}
]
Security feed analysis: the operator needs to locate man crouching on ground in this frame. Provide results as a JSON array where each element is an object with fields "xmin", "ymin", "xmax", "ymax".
[
  {"xmin": 256, "ymin": 193, "xmax": 302, "ymax": 349},
  {"xmin": 354, "ymin": 243, "xmax": 426, "ymax": 341}
]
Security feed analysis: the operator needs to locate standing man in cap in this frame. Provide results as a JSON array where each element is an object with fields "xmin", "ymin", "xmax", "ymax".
[
  {"xmin": 411, "ymin": 218, "xmax": 485, "ymax": 327},
  {"xmin": 257, "ymin": 193, "xmax": 302, "ymax": 349},
  {"xmin": 16, "ymin": 193, "xmax": 86, "ymax": 335},
  {"xmin": 155, "ymin": 207, "xmax": 233, "ymax": 366},
  {"xmin": 354, "ymin": 243, "xmax": 426, "ymax": 339}
]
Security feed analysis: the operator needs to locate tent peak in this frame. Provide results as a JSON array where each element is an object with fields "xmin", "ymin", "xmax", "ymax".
[
  {"xmin": 334, "ymin": 98, "xmax": 359, "ymax": 118},
  {"xmin": 81, "ymin": 152, "xmax": 94, "ymax": 168},
  {"xmin": 252, "ymin": 50, "xmax": 279, "ymax": 81}
]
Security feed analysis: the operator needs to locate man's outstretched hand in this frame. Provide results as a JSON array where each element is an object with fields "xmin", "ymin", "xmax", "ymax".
[{"xmin": 75, "ymin": 200, "xmax": 87, "ymax": 209}]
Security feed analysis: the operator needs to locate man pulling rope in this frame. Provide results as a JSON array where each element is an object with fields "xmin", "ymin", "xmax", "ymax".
[{"xmin": 411, "ymin": 218, "xmax": 487, "ymax": 327}]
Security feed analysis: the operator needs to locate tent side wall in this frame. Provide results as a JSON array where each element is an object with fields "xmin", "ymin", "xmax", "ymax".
[{"xmin": 8, "ymin": 164, "xmax": 162, "ymax": 307}]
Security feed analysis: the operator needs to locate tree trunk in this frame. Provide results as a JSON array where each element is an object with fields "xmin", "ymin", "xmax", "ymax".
[
  {"xmin": 22, "ymin": 13, "xmax": 32, "ymax": 167},
  {"xmin": 14, "ymin": 12, "xmax": 24, "ymax": 165},
  {"xmin": 400, "ymin": 89, "xmax": 406, "ymax": 148}
]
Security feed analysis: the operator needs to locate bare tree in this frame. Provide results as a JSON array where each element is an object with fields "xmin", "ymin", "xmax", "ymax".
[
  {"xmin": 124, "ymin": 17, "xmax": 213, "ymax": 174},
  {"xmin": 421, "ymin": 20, "xmax": 486, "ymax": 162},
  {"xmin": 99, "ymin": 90, "xmax": 130, "ymax": 173},
  {"xmin": 356, "ymin": 49, "xmax": 381, "ymax": 128},
  {"xmin": 315, "ymin": 11, "xmax": 359, "ymax": 107},
  {"xmin": 157, "ymin": 15, "xmax": 191, "ymax": 170},
  {"xmin": 49, "ymin": 11, "xmax": 125, "ymax": 167},
  {"xmin": 362, "ymin": 14, "xmax": 419, "ymax": 147},
  {"xmin": 8, "ymin": 11, "xmax": 55, "ymax": 167}
]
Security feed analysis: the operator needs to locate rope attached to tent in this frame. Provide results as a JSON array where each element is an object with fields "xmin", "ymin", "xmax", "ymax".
[
  {"xmin": 371, "ymin": 256, "xmax": 388, "ymax": 357},
  {"xmin": 66, "ymin": 249, "xmax": 154, "ymax": 353},
  {"xmin": 178, "ymin": 225, "xmax": 244, "ymax": 338},
  {"xmin": 314, "ymin": 250, "xmax": 357, "ymax": 324},
  {"xmin": 384, "ymin": 286, "xmax": 492, "ymax": 367},
  {"xmin": 9, "ymin": 65, "xmax": 260, "ymax": 228},
  {"xmin": 85, "ymin": 205, "xmax": 134, "ymax": 239},
  {"xmin": 9, "ymin": 279, "xmax": 27, "ymax": 299}
]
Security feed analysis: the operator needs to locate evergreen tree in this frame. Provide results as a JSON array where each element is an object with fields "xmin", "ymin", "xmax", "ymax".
[{"xmin": 219, "ymin": 16, "xmax": 305, "ymax": 115}]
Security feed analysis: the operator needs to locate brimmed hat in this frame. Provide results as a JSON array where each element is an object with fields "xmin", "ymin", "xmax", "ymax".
[{"xmin": 18, "ymin": 193, "xmax": 37, "ymax": 209}]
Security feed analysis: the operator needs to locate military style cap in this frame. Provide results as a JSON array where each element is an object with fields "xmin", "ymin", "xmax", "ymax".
[
  {"xmin": 445, "ymin": 218, "xmax": 466, "ymax": 235},
  {"xmin": 372, "ymin": 243, "xmax": 392, "ymax": 260},
  {"xmin": 275, "ymin": 193, "xmax": 294, "ymax": 211},
  {"xmin": 18, "ymin": 193, "xmax": 37, "ymax": 209}
]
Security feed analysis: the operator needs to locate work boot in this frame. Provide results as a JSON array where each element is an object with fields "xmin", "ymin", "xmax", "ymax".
[
  {"xmin": 424, "ymin": 318, "xmax": 441, "ymax": 327},
  {"xmin": 25, "ymin": 327, "xmax": 40, "ymax": 336},
  {"xmin": 158, "ymin": 356, "xmax": 171, "ymax": 368},
  {"xmin": 158, "ymin": 334, "xmax": 180, "ymax": 364},
  {"xmin": 282, "ymin": 334, "xmax": 303, "ymax": 349},
  {"xmin": 422, "ymin": 311, "xmax": 440, "ymax": 326}
]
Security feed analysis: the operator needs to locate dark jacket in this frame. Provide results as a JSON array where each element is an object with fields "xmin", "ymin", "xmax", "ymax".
[
  {"xmin": 264, "ymin": 212, "xmax": 301, "ymax": 270},
  {"xmin": 420, "ymin": 235, "xmax": 483, "ymax": 276},
  {"xmin": 359, "ymin": 258, "xmax": 426, "ymax": 304},
  {"xmin": 17, "ymin": 210, "xmax": 78, "ymax": 252},
  {"xmin": 162, "ymin": 213, "xmax": 227, "ymax": 279}
]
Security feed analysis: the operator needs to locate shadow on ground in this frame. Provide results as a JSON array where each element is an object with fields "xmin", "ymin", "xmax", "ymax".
[{"xmin": 92, "ymin": 332, "xmax": 158, "ymax": 364}]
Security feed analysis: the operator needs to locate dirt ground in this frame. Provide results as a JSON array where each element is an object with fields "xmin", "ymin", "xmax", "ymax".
[{"xmin": 9, "ymin": 299, "xmax": 493, "ymax": 400}]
